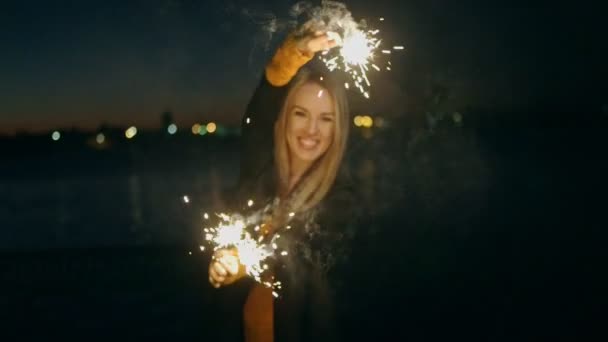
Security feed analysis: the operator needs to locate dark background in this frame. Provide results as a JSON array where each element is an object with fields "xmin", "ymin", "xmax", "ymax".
[{"xmin": 1, "ymin": 0, "xmax": 606, "ymax": 340}]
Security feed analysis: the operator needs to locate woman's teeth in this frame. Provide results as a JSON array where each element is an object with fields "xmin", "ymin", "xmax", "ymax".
[{"xmin": 298, "ymin": 137, "xmax": 318, "ymax": 149}]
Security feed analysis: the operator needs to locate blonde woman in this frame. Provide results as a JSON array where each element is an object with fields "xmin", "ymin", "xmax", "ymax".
[{"xmin": 209, "ymin": 28, "xmax": 358, "ymax": 342}]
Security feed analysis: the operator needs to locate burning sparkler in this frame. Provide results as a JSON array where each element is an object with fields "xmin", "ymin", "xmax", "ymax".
[
  {"xmin": 201, "ymin": 204, "xmax": 288, "ymax": 296},
  {"xmin": 294, "ymin": 1, "xmax": 403, "ymax": 98}
]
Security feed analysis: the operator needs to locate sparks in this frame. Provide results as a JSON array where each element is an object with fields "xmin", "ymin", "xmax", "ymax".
[
  {"xmin": 202, "ymin": 213, "xmax": 275, "ymax": 284},
  {"xmin": 340, "ymin": 29, "xmax": 375, "ymax": 65},
  {"xmin": 319, "ymin": 22, "xmax": 392, "ymax": 98},
  {"xmin": 201, "ymin": 207, "xmax": 293, "ymax": 296}
]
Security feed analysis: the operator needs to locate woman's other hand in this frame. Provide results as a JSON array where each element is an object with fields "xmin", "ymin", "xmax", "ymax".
[
  {"xmin": 296, "ymin": 31, "xmax": 339, "ymax": 55},
  {"xmin": 208, "ymin": 248, "xmax": 245, "ymax": 288}
]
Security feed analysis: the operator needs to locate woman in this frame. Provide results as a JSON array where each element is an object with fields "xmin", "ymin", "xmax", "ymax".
[{"xmin": 208, "ymin": 28, "xmax": 358, "ymax": 342}]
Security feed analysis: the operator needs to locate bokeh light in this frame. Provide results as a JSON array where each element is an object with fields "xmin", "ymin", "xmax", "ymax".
[
  {"xmin": 207, "ymin": 122, "xmax": 217, "ymax": 134},
  {"xmin": 167, "ymin": 124, "xmax": 177, "ymax": 135},
  {"xmin": 452, "ymin": 112, "xmax": 463, "ymax": 125},
  {"xmin": 192, "ymin": 123, "xmax": 201, "ymax": 135},
  {"xmin": 125, "ymin": 126, "xmax": 137, "ymax": 139},
  {"xmin": 354, "ymin": 115, "xmax": 363, "ymax": 127},
  {"xmin": 51, "ymin": 131, "xmax": 61, "ymax": 141},
  {"xmin": 96, "ymin": 133, "xmax": 105, "ymax": 144},
  {"xmin": 361, "ymin": 115, "xmax": 374, "ymax": 128}
]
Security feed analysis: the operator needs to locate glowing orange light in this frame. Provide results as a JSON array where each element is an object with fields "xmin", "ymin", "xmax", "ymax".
[
  {"xmin": 354, "ymin": 115, "xmax": 363, "ymax": 127},
  {"xmin": 192, "ymin": 124, "xmax": 201, "ymax": 135}
]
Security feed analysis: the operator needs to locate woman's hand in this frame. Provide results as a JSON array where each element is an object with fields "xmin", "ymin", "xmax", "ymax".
[
  {"xmin": 208, "ymin": 248, "xmax": 246, "ymax": 288},
  {"xmin": 296, "ymin": 31, "xmax": 339, "ymax": 55}
]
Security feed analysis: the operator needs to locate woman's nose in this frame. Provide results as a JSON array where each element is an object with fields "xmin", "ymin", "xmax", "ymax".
[{"xmin": 307, "ymin": 117, "xmax": 320, "ymax": 134}]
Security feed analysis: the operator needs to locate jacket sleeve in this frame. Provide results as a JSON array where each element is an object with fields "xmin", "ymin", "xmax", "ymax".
[
  {"xmin": 236, "ymin": 35, "xmax": 314, "ymax": 196},
  {"xmin": 265, "ymin": 35, "xmax": 314, "ymax": 87}
]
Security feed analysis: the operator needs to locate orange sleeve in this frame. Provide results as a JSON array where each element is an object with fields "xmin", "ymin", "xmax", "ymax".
[{"xmin": 265, "ymin": 35, "xmax": 314, "ymax": 87}]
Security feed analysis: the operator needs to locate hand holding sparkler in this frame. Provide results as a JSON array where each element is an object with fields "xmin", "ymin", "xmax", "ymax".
[
  {"xmin": 208, "ymin": 248, "xmax": 246, "ymax": 288},
  {"xmin": 295, "ymin": 30, "xmax": 339, "ymax": 55},
  {"xmin": 289, "ymin": 1, "xmax": 404, "ymax": 98}
]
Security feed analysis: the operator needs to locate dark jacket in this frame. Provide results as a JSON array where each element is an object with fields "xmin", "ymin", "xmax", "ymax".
[{"xmin": 218, "ymin": 73, "xmax": 359, "ymax": 342}]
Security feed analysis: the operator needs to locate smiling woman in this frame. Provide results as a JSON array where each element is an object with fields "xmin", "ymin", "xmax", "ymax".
[
  {"xmin": 274, "ymin": 70, "xmax": 350, "ymax": 211},
  {"xmin": 207, "ymin": 26, "xmax": 358, "ymax": 342}
]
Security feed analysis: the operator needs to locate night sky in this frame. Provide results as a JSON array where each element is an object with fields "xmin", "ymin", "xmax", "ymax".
[{"xmin": 1, "ymin": 0, "xmax": 604, "ymax": 135}]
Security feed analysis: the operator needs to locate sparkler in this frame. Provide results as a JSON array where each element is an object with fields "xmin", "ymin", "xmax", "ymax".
[
  {"xmin": 201, "ymin": 205, "xmax": 288, "ymax": 296},
  {"xmin": 296, "ymin": 1, "xmax": 403, "ymax": 98},
  {"xmin": 318, "ymin": 25, "xmax": 381, "ymax": 99}
]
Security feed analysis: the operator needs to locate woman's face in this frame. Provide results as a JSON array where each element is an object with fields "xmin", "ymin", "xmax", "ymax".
[{"xmin": 285, "ymin": 82, "xmax": 335, "ymax": 167}]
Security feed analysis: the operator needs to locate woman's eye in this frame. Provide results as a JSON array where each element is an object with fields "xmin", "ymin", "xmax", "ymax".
[
  {"xmin": 295, "ymin": 111, "xmax": 306, "ymax": 117},
  {"xmin": 322, "ymin": 116, "xmax": 334, "ymax": 122}
]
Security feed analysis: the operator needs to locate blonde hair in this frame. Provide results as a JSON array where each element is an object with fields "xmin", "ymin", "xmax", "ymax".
[{"xmin": 273, "ymin": 69, "xmax": 349, "ymax": 218}]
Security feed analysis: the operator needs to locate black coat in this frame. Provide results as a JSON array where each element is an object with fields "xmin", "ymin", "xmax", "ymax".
[{"xmin": 216, "ymin": 75, "xmax": 360, "ymax": 342}]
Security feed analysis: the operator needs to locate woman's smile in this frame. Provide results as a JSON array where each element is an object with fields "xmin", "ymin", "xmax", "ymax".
[{"xmin": 297, "ymin": 136, "xmax": 320, "ymax": 150}]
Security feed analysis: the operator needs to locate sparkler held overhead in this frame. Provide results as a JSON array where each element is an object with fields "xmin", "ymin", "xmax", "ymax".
[{"xmin": 290, "ymin": 0, "xmax": 402, "ymax": 98}]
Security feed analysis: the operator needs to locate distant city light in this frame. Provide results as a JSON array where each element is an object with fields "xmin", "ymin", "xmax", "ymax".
[
  {"xmin": 51, "ymin": 131, "xmax": 61, "ymax": 141},
  {"xmin": 183, "ymin": 195, "xmax": 190, "ymax": 203},
  {"xmin": 354, "ymin": 115, "xmax": 375, "ymax": 128},
  {"xmin": 96, "ymin": 133, "xmax": 105, "ymax": 144},
  {"xmin": 354, "ymin": 116, "xmax": 363, "ymax": 127},
  {"xmin": 167, "ymin": 124, "xmax": 177, "ymax": 135},
  {"xmin": 207, "ymin": 122, "xmax": 217, "ymax": 134},
  {"xmin": 125, "ymin": 126, "xmax": 137, "ymax": 139},
  {"xmin": 452, "ymin": 112, "xmax": 463, "ymax": 124},
  {"xmin": 199, "ymin": 124, "xmax": 207, "ymax": 136},
  {"xmin": 192, "ymin": 123, "xmax": 201, "ymax": 135},
  {"xmin": 246, "ymin": 117, "xmax": 251, "ymax": 124}
]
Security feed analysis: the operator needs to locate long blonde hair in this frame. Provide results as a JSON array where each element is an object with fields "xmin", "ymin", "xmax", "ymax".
[{"xmin": 273, "ymin": 69, "xmax": 349, "ymax": 217}]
